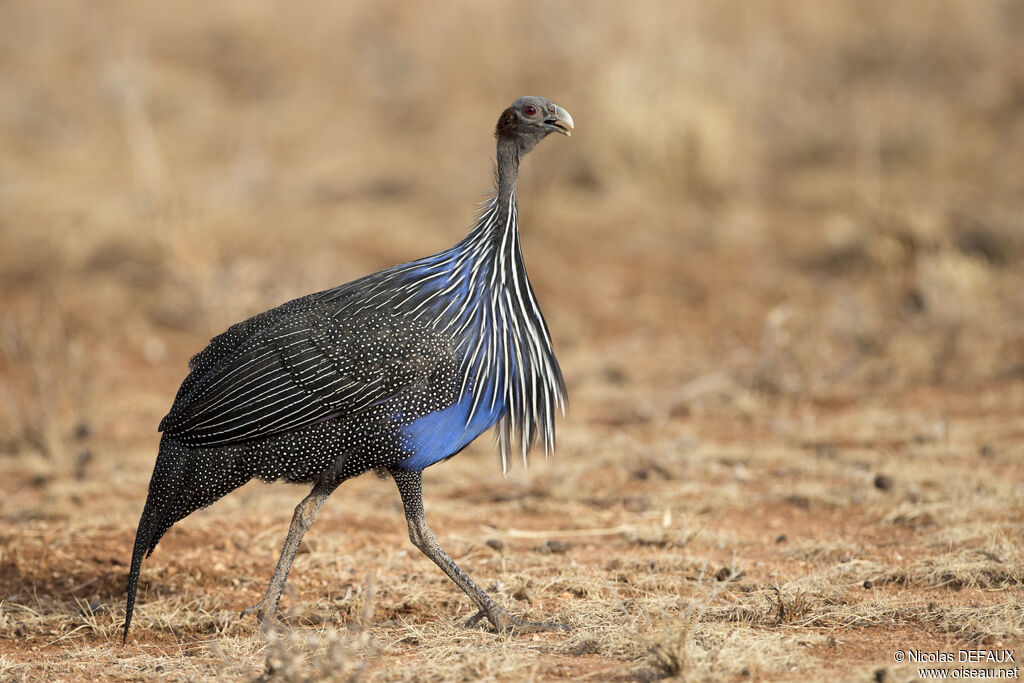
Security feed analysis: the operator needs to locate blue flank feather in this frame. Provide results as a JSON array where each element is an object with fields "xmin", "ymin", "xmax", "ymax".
[{"xmin": 396, "ymin": 382, "xmax": 506, "ymax": 470}]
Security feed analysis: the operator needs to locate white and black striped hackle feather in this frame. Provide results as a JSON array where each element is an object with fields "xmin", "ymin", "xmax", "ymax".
[{"xmin": 326, "ymin": 183, "xmax": 568, "ymax": 471}]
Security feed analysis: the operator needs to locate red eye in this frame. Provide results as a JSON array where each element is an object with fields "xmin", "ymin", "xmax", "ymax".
[{"xmin": 523, "ymin": 105, "xmax": 537, "ymax": 116}]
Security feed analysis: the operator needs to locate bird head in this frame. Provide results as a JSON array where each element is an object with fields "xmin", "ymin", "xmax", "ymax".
[{"xmin": 495, "ymin": 96, "xmax": 574, "ymax": 155}]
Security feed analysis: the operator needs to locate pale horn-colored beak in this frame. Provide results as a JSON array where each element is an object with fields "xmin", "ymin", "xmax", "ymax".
[{"xmin": 546, "ymin": 105, "xmax": 574, "ymax": 136}]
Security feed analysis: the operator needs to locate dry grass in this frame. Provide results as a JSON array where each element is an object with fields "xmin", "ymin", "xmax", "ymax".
[{"xmin": 2, "ymin": 0, "xmax": 1024, "ymax": 680}]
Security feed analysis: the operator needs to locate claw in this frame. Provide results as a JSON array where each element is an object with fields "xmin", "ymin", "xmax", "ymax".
[{"xmin": 240, "ymin": 600, "xmax": 285, "ymax": 633}]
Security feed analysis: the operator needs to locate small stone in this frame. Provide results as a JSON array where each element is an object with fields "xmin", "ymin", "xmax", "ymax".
[
  {"xmin": 74, "ymin": 450, "xmax": 93, "ymax": 480},
  {"xmin": 873, "ymin": 474, "xmax": 894, "ymax": 491},
  {"xmin": 603, "ymin": 366, "xmax": 627, "ymax": 384},
  {"xmin": 538, "ymin": 540, "xmax": 569, "ymax": 554},
  {"xmin": 79, "ymin": 600, "xmax": 107, "ymax": 616},
  {"xmin": 775, "ymin": 534, "xmax": 787, "ymax": 544},
  {"xmin": 863, "ymin": 580, "xmax": 873, "ymax": 589},
  {"xmin": 485, "ymin": 538, "xmax": 505, "ymax": 551}
]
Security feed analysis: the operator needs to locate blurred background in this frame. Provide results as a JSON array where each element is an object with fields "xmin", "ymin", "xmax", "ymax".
[
  {"xmin": 2, "ymin": 1, "xmax": 1022, "ymax": 468},
  {"xmin": 1, "ymin": 1, "xmax": 1023, "ymax": 676}
]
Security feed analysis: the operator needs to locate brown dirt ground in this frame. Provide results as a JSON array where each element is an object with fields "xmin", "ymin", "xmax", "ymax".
[{"xmin": 2, "ymin": 2, "xmax": 1023, "ymax": 681}]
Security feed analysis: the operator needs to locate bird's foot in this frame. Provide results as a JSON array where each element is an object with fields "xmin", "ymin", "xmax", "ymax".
[
  {"xmin": 465, "ymin": 606, "xmax": 570, "ymax": 634},
  {"xmin": 240, "ymin": 599, "xmax": 285, "ymax": 633}
]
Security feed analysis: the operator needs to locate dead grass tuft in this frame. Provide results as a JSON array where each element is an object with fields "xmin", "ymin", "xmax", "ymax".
[{"xmin": 258, "ymin": 627, "xmax": 378, "ymax": 682}]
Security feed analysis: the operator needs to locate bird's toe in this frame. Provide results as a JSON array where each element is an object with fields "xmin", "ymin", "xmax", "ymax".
[
  {"xmin": 469, "ymin": 605, "xmax": 570, "ymax": 634},
  {"xmin": 507, "ymin": 614, "xmax": 572, "ymax": 634},
  {"xmin": 464, "ymin": 610, "xmax": 489, "ymax": 629}
]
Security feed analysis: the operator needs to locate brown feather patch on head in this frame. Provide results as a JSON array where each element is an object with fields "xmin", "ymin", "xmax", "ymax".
[{"xmin": 494, "ymin": 108, "xmax": 518, "ymax": 139}]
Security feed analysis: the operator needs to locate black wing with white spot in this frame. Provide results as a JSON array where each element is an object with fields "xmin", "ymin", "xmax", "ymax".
[{"xmin": 159, "ymin": 298, "xmax": 455, "ymax": 447}]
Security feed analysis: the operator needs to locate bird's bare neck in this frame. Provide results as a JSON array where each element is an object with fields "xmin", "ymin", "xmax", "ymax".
[{"xmin": 495, "ymin": 136, "xmax": 521, "ymax": 205}]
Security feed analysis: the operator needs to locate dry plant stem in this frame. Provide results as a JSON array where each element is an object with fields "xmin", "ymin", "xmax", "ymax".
[
  {"xmin": 241, "ymin": 475, "xmax": 340, "ymax": 628},
  {"xmin": 391, "ymin": 467, "xmax": 570, "ymax": 634}
]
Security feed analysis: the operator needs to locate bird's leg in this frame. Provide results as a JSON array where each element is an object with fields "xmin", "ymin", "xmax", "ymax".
[
  {"xmin": 241, "ymin": 475, "xmax": 339, "ymax": 629},
  {"xmin": 389, "ymin": 467, "xmax": 569, "ymax": 634}
]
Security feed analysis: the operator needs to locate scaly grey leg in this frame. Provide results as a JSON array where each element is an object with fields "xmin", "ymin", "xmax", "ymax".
[
  {"xmin": 241, "ymin": 475, "xmax": 339, "ymax": 628},
  {"xmin": 389, "ymin": 467, "xmax": 569, "ymax": 634}
]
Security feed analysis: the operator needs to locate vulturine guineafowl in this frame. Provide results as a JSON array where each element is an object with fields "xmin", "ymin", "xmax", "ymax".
[{"xmin": 124, "ymin": 96, "xmax": 574, "ymax": 641}]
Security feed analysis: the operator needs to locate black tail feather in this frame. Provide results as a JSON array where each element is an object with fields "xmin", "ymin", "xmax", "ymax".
[
  {"xmin": 124, "ymin": 498, "xmax": 157, "ymax": 643},
  {"xmin": 123, "ymin": 438, "xmax": 253, "ymax": 643}
]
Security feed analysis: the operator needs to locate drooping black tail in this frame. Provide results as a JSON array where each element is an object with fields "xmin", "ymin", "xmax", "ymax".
[
  {"xmin": 123, "ymin": 437, "xmax": 253, "ymax": 643},
  {"xmin": 124, "ymin": 496, "xmax": 158, "ymax": 643}
]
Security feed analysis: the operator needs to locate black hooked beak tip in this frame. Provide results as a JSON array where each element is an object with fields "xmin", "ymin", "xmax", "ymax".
[{"xmin": 544, "ymin": 105, "xmax": 574, "ymax": 137}]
